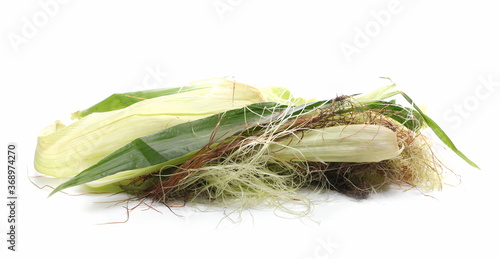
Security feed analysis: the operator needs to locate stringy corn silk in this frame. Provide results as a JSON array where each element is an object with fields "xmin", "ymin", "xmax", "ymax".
[{"xmin": 138, "ymin": 98, "xmax": 445, "ymax": 214}]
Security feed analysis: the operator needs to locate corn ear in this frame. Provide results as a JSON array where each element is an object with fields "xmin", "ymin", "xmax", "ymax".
[
  {"xmin": 35, "ymin": 78, "xmax": 266, "ymax": 178},
  {"xmin": 272, "ymin": 125, "xmax": 403, "ymax": 163},
  {"xmin": 41, "ymin": 78, "xmax": 479, "ymax": 196}
]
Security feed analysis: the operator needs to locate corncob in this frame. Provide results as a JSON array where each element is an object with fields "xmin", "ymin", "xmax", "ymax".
[{"xmin": 33, "ymin": 78, "xmax": 477, "ymax": 211}]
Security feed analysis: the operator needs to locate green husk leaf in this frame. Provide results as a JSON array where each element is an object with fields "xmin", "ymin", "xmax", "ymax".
[
  {"xmin": 71, "ymin": 84, "xmax": 210, "ymax": 119},
  {"xmin": 398, "ymin": 91, "xmax": 480, "ymax": 169},
  {"xmin": 365, "ymin": 101, "xmax": 424, "ymax": 131},
  {"xmin": 353, "ymin": 79, "xmax": 478, "ymax": 169}
]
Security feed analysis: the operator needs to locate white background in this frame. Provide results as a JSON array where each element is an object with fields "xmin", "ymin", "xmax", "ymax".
[{"xmin": 1, "ymin": 1, "xmax": 499, "ymax": 258}]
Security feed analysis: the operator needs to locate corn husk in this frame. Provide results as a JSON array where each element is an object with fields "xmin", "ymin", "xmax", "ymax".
[
  {"xmin": 35, "ymin": 78, "xmax": 266, "ymax": 177},
  {"xmin": 272, "ymin": 125, "xmax": 403, "ymax": 162}
]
